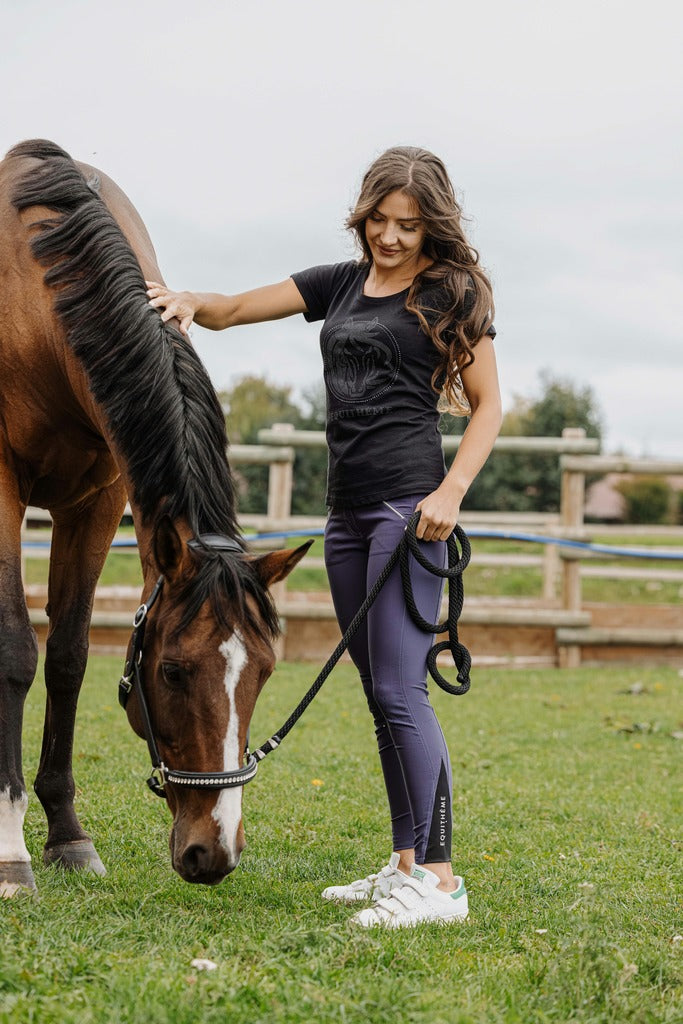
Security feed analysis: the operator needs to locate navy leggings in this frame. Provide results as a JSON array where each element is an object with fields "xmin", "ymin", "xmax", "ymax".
[{"xmin": 324, "ymin": 495, "xmax": 453, "ymax": 864}]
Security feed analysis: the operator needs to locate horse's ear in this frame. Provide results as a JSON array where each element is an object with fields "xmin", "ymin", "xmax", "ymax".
[
  {"xmin": 251, "ymin": 540, "xmax": 314, "ymax": 587},
  {"xmin": 153, "ymin": 515, "xmax": 185, "ymax": 580}
]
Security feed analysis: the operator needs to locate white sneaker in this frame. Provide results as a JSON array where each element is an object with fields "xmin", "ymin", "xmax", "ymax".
[
  {"xmin": 322, "ymin": 853, "xmax": 410, "ymax": 904},
  {"xmin": 350, "ymin": 865, "xmax": 469, "ymax": 928}
]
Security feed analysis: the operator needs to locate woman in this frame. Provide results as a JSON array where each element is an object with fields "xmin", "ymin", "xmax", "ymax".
[{"xmin": 147, "ymin": 146, "xmax": 502, "ymax": 927}]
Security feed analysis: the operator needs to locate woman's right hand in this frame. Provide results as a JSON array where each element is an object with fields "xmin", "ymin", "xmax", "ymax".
[{"xmin": 146, "ymin": 281, "xmax": 197, "ymax": 336}]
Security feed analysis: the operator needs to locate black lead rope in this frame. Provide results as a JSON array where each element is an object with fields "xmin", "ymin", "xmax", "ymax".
[
  {"xmin": 252, "ymin": 511, "xmax": 472, "ymax": 763},
  {"xmin": 119, "ymin": 516, "xmax": 472, "ymax": 795}
]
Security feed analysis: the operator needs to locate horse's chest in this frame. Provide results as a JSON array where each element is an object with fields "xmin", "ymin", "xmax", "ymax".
[
  {"xmin": 29, "ymin": 451, "xmax": 119, "ymax": 510},
  {"xmin": 6, "ymin": 420, "xmax": 120, "ymax": 510}
]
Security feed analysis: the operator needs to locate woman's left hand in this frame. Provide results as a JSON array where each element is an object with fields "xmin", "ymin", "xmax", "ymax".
[{"xmin": 415, "ymin": 487, "xmax": 461, "ymax": 542}]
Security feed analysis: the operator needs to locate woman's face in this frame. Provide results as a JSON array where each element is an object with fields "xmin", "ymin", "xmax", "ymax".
[{"xmin": 364, "ymin": 190, "xmax": 427, "ymax": 276}]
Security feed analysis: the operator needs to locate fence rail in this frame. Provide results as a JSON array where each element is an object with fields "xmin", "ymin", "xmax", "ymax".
[
  {"xmin": 560, "ymin": 455, "xmax": 683, "ymax": 475},
  {"xmin": 257, "ymin": 427, "xmax": 602, "ymax": 455}
]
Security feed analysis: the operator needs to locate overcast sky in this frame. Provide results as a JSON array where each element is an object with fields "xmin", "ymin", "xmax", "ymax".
[{"xmin": 3, "ymin": 0, "xmax": 681, "ymax": 456}]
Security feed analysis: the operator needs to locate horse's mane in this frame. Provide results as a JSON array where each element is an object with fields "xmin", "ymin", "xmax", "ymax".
[{"xmin": 8, "ymin": 139, "xmax": 279, "ymax": 638}]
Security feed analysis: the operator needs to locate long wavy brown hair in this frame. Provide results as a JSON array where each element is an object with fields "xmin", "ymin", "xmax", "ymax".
[{"xmin": 347, "ymin": 146, "xmax": 495, "ymax": 414}]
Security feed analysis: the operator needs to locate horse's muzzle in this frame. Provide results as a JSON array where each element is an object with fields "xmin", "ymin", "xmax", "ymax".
[
  {"xmin": 178, "ymin": 843, "xmax": 235, "ymax": 885},
  {"xmin": 170, "ymin": 825, "xmax": 243, "ymax": 885}
]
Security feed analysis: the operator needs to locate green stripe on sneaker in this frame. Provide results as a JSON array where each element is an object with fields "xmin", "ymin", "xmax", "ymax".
[{"xmin": 450, "ymin": 882, "xmax": 466, "ymax": 900}]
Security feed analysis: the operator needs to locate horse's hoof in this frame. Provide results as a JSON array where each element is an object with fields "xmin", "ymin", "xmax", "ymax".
[
  {"xmin": 0, "ymin": 860, "xmax": 37, "ymax": 898},
  {"xmin": 43, "ymin": 839, "xmax": 106, "ymax": 876}
]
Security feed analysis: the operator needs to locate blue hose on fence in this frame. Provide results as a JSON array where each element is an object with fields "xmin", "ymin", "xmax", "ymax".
[
  {"xmin": 20, "ymin": 530, "xmax": 683, "ymax": 561},
  {"xmin": 239, "ymin": 529, "xmax": 683, "ymax": 562}
]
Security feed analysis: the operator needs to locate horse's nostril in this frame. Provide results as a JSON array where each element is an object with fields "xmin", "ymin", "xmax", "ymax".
[
  {"xmin": 176, "ymin": 840, "xmax": 234, "ymax": 884},
  {"xmin": 181, "ymin": 843, "xmax": 210, "ymax": 878}
]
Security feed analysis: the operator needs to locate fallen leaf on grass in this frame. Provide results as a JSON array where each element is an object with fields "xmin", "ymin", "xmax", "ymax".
[
  {"xmin": 635, "ymin": 810, "xmax": 659, "ymax": 830},
  {"xmin": 603, "ymin": 717, "xmax": 659, "ymax": 734},
  {"xmin": 618, "ymin": 682, "xmax": 647, "ymax": 695},
  {"xmin": 619, "ymin": 962, "xmax": 638, "ymax": 982},
  {"xmin": 191, "ymin": 958, "xmax": 218, "ymax": 972}
]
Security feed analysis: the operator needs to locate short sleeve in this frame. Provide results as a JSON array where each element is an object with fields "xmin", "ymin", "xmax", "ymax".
[
  {"xmin": 420, "ymin": 281, "xmax": 496, "ymax": 340},
  {"xmin": 290, "ymin": 262, "xmax": 358, "ymax": 322},
  {"xmin": 462, "ymin": 286, "xmax": 496, "ymax": 339}
]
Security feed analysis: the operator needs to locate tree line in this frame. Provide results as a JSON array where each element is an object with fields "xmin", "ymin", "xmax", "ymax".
[{"xmin": 221, "ymin": 370, "xmax": 610, "ymax": 518}]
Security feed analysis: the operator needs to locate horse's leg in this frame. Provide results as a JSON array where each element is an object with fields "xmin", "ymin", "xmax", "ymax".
[
  {"xmin": 0, "ymin": 469, "xmax": 39, "ymax": 896},
  {"xmin": 34, "ymin": 482, "xmax": 126, "ymax": 874}
]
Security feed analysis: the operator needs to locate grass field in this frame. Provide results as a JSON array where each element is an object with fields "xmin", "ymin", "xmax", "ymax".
[{"xmin": 1, "ymin": 658, "xmax": 681, "ymax": 1023}]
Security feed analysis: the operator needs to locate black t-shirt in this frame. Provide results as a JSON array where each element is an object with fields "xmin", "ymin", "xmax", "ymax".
[{"xmin": 291, "ymin": 260, "xmax": 493, "ymax": 509}]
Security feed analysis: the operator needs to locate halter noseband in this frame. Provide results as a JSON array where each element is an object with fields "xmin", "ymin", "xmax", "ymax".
[{"xmin": 118, "ymin": 534, "xmax": 258, "ymax": 798}]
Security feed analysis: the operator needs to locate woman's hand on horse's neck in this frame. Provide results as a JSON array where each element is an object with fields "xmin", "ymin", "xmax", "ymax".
[{"xmin": 147, "ymin": 278, "xmax": 307, "ymax": 333}]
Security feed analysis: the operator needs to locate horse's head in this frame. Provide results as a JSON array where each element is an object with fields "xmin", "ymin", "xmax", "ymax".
[{"xmin": 123, "ymin": 516, "xmax": 311, "ymax": 885}]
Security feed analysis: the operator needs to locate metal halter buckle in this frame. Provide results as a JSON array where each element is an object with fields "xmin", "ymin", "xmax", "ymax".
[
  {"xmin": 133, "ymin": 603, "xmax": 148, "ymax": 628},
  {"xmin": 146, "ymin": 765, "xmax": 167, "ymax": 797}
]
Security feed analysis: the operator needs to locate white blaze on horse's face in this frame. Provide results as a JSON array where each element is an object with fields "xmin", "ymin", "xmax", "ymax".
[
  {"xmin": 0, "ymin": 788, "xmax": 31, "ymax": 896},
  {"xmin": 211, "ymin": 632, "xmax": 248, "ymax": 866}
]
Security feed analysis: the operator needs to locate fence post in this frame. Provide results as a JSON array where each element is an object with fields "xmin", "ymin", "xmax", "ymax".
[
  {"xmin": 267, "ymin": 423, "xmax": 295, "ymax": 521},
  {"xmin": 542, "ymin": 543, "xmax": 560, "ymax": 602},
  {"xmin": 559, "ymin": 428, "xmax": 586, "ymax": 668},
  {"xmin": 267, "ymin": 424, "xmax": 295, "ymax": 657}
]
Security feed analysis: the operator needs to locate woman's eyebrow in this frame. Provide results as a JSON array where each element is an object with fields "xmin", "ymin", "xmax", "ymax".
[{"xmin": 374, "ymin": 210, "xmax": 423, "ymax": 223}]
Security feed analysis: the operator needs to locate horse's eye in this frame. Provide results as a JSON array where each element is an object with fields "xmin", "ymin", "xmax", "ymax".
[{"xmin": 161, "ymin": 662, "xmax": 185, "ymax": 688}]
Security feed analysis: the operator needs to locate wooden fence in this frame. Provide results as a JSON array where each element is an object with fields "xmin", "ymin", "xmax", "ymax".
[
  {"xmin": 21, "ymin": 427, "xmax": 683, "ymax": 667},
  {"xmin": 556, "ymin": 452, "xmax": 683, "ymax": 666}
]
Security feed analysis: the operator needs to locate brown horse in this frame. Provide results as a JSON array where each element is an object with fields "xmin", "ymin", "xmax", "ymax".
[{"xmin": 0, "ymin": 140, "xmax": 309, "ymax": 896}]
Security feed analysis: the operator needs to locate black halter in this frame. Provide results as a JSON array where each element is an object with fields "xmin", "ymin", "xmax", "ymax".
[{"xmin": 118, "ymin": 534, "xmax": 258, "ymax": 798}]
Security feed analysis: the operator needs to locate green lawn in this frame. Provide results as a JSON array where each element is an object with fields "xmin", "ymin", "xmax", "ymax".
[{"xmin": 1, "ymin": 659, "xmax": 681, "ymax": 1023}]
